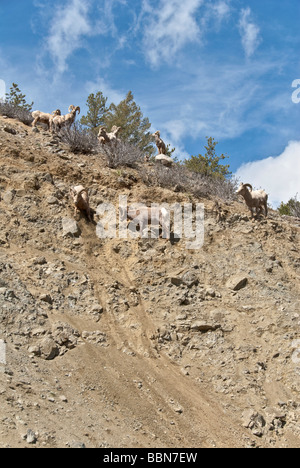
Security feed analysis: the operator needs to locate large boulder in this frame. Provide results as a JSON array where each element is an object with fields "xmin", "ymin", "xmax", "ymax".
[{"xmin": 155, "ymin": 154, "xmax": 173, "ymax": 167}]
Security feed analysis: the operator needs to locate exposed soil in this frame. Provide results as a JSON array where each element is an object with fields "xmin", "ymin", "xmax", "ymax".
[{"xmin": 0, "ymin": 116, "xmax": 300, "ymax": 448}]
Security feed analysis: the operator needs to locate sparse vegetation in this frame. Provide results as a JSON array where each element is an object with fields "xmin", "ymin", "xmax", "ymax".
[
  {"xmin": 59, "ymin": 123, "xmax": 98, "ymax": 154},
  {"xmin": 147, "ymin": 163, "xmax": 237, "ymax": 201},
  {"xmin": 0, "ymin": 102, "xmax": 33, "ymax": 126},
  {"xmin": 0, "ymin": 83, "xmax": 239, "ymax": 203},
  {"xmin": 81, "ymin": 90, "xmax": 156, "ymax": 156},
  {"xmin": 5, "ymin": 82, "xmax": 34, "ymax": 111},
  {"xmin": 80, "ymin": 91, "xmax": 108, "ymax": 134},
  {"xmin": 183, "ymin": 137, "xmax": 231, "ymax": 180},
  {"xmin": 0, "ymin": 83, "xmax": 34, "ymax": 126},
  {"xmin": 278, "ymin": 195, "xmax": 300, "ymax": 218},
  {"xmin": 102, "ymin": 138, "xmax": 145, "ymax": 169}
]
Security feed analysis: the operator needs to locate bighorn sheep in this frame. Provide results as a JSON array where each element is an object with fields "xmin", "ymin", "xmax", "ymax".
[
  {"xmin": 120, "ymin": 206, "xmax": 170, "ymax": 239},
  {"xmin": 51, "ymin": 105, "xmax": 81, "ymax": 132},
  {"xmin": 237, "ymin": 183, "xmax": 268, "ymax": 218},
  {"xmin": 32, "ymin": 109, "xmax": 61, "ymax": 130},
  {"xmin": 214, "ymin": 201, "xmax": 228, "ymax": 223},
  {"xmin": 69, "ymin": 185, "xmax": 92, "ymax": 222},
  {"xmin": 152, "ymin": 131, "xmax": 166, "ymax": 155},
  {"xmin": 97, "ymin": 126, "xmax": 121, "ymax": 145}
]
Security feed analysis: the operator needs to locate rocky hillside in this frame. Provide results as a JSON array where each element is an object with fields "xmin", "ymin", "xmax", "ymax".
[{"xmin": 0, "ymin": 115, "xmax": 300, "ymax": 448}]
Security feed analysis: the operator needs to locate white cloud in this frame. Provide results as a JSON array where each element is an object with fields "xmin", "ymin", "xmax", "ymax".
[
  {"xmin": 238, "ymin": 7, "xmax": 261, "ymax": 58},
  {"xmin": 142, "ymin": 0, "xmax": 204, "ymax": 67},
  {"xmin": 235, "ymin": 141, "xmax": 300, "ymax": 207},
  {"xmin": 208, "ymin": 0, "xmax": 231, "ymax": 24},
  {"xmin": 143, "ymin": 55, "xmax": 285, "ymax": 149},
  {"xmin": 46, "ymin": 0, "xmax": 94, "ymax": 74},
  {"xmin": 38, "ymin": 0, "xmax": 130, "ymax": 76},
  {"xmin": 85, "ymin": 77, "xmax": 124, "ymax": 105}
]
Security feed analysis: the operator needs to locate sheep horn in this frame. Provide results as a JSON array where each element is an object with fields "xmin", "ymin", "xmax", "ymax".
[
  {"xmin": 75, "ymin": 106, "xmax": 81, "ymax": 114},
  {"xmin": 244, "ymin": 184, "xmax": 253, "ymax": 192}
]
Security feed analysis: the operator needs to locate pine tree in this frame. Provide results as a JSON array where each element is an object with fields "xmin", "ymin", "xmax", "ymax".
[
  {"xmin": 183, "ymin": 137, "xmax": 231, "ymax": 180},
  {"xmin": 5, "ymin": 83, "xmax": 33, "ymax": 111},
  {"xmin": 80, "ymin": 92, "xmax": 108, "ymax": 134},
  {"xmin": 278, "ymin": 195, "xmax": 300, "ymax": 218},
  {"xmin": 103, "ymin": 91, "xmax": 155, "ymax": 155}
]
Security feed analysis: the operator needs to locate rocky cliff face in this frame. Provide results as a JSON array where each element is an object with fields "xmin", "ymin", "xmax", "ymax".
[{"xmin": 0, "ymin": 115, "xmax": 300, "ymax": 448}]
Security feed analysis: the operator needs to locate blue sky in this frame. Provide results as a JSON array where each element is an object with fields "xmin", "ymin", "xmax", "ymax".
[{"xmin": 0, "ymin": 0, "xmax": 299, "ymax": 206}]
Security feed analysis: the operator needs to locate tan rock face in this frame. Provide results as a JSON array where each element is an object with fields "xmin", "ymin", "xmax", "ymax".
[{"xmin": 0, "ymin": 115, "xmax": 300, "ymax": 448}]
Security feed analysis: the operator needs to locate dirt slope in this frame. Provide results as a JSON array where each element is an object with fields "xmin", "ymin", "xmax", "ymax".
[{"xmin": 0, "ymin": 116, "xmax": 300, "ymax": 448}]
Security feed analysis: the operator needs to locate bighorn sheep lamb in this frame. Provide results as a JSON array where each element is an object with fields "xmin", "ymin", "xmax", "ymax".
[
  {"xmin": 97, "ymin": 126, "xmax": 121, "ymax": 145},
  {"xmin": 32, "ymin": 109, "xmax": 61, "ymax": 130},
  {"xmin": 51, "ymin": 105, "xmax": 80, "ymax": 132},
  {"xmin": 69, "ymin": 185, "xmax": 92, "ymax": 222},
  {"xmin": 237, "ymin": 183, "xmax": 268, "ymax": 218},
  {"xmin": 152, "ymin": 131, "xmax": 166, "ymax": 155},
  {"xmin": 120, "ymin": 206, "xmax": 170, "ymax": 239}
]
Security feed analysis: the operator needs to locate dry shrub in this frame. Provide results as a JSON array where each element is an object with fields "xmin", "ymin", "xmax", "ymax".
[
  {"xmin": 141, "ymin": 163, "xmax": 237, "ymax": 202},
  {"xmin": 0, "ymin": 102, "xmax": 33, "ymax": 126},
  {"xmin": 59, "ymin": 123, "xmax": 98, "ymax": 154},
  {"xmin": 102, "ymin": 139, "xmax": 145, "ymax": 169}
]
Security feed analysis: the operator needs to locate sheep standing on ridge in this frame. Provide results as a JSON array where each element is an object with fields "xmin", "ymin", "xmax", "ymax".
[
  {"xmin": 152, "ymin": 131, "xmax": 166, "ymax": 155},
  {"xmin": 69, "ymin": 185, "xmax": 92, "ymax": 222},
  {"xmin": 51, "ymin": 105, "xmax": 80, "ymax": 133},
  {"xmin": 237, "ymin": 183, "xmax": 268, "ymax": 218},
  {"xmin": 98, "ymin": 126, "xmax": 121, "ymax": 145},
  {"xmin": 32, "ymin": 109, "xmax": 61, "ymax": 131}
]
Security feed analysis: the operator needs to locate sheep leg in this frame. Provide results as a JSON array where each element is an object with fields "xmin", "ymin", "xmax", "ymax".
[
  {"xmin": 86, "ymin": 207, "xmax": 92, "ymax": 222},
  {"xmin": 159, "ymin": 217, "xmax": 168, "ymax": 239},
  {"xmin": 140, "ymin": 219, "xmax": 147, "ymax": 237},
  {"xmin": 161, "ymin": 222, "xmax": 169, "ymax": 239}
]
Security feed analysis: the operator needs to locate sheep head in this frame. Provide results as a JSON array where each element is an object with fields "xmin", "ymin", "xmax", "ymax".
[
  {"xmin": 111, "ymin": 125, "xmax": 121, "ymax": 135},
  {"xmin": 98, "ymin": 127, "xmax": 106, "ymax": 137},
  {"xmin": 68, "ymin": 105, "xmax": 81, "ymax": 115},
  {"xmin": 237, "ymin": 183, "xmax": 253, "ymax": 195},
  {"xmin": 70, "ymin": 186, "xmax": 87, "ymax": 204},
  {"xmin": 69, "ymin": 187, "xmax": 78, "ymax": 202}
]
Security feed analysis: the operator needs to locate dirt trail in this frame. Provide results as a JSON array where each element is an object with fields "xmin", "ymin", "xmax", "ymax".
[{"xmin": 66, "ymin": 225, "xmax": 251, "ymax": 448}]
